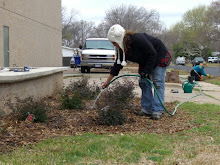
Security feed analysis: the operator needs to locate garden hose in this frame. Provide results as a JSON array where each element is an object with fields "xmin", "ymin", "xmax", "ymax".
[{"xmin": 107, "ymin": 74, "xmax": 203, "ymax": 116}]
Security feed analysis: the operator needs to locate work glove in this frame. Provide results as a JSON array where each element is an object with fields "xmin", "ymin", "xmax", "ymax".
[
  {"xmin": 207, "ymin": 74, "xmax": 211, "ymax": 78},
  {"xmin": 140, "ymin": 72, "xmax": 148, "ymax": 79}
]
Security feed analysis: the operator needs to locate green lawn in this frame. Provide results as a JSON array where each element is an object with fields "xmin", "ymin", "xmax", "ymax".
[{"xmin": 0, "ymin": 102, "xmax": 219, "ymax": 165}]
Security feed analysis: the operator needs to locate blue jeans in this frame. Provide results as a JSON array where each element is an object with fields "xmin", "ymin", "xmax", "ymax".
[{"xmin": 139, "ymin": 66, "xmax": 166, "ymax": 115}]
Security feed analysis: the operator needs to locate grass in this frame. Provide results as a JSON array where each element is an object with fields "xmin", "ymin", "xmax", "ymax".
[
  {"xmin": 0, "ymin": 102, "xmax": 219, "ymax": 164},
  {"xmin": 0, "ymin": 133, "xmax": 173, "ymax": 164},
  {"xmin": 205, "ymin": 78, "xmax": 220, "ymax": 86},
  {"xmin": 181, "ymin": 103, "xmax": 219, "ymax": 131},
  {"xmin": 206, "ymin": 63, "xmax": 220, "ymax": 67},
  {"xmin": 163, "ymin": 102, "xmax": 220, "ymax": 164}
]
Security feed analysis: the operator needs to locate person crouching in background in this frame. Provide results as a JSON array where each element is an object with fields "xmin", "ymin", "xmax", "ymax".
[{"xmin": 190, "ymin": 62, "xmax": 210, "ymax": 81}]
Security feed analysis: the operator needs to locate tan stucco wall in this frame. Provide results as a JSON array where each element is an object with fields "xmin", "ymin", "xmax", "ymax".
[
  {"xmin": 0, "ymin": 72, "xmax": 63, "ymax": 115},
  {"xmin": 0, "ymin": 0, "xmax": 62, "ymax": 67}
]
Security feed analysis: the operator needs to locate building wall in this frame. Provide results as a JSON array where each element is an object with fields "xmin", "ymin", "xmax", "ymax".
[
  {"xmin": 0, "ymin": 72, "xmax": 63, "ymax": 115},
  {"xmin": 0, "ymin": 0, "xmax": 62, "ymax": 67}
]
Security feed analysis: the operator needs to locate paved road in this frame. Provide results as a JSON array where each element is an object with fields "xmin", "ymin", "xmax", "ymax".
[{"xmin": 168, "ymin": 65, "xmax": 220, "ymax": 76}]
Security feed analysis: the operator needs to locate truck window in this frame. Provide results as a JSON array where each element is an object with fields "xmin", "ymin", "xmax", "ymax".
[{"xmin": 85, "ymin": 40, "xmax": 114, "ymax": 50}]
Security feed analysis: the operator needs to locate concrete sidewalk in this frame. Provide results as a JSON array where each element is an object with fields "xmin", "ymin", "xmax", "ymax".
[
  {"xmin": 129, "ymin": 78, "xmax": 220, "ymax": 104},
  {"xmin": 63, "ymin": 68, "xmax": 220, "ymax": 105},
  {"xmin": 165, "ymin": 82, "xmax": 220, "ymax": 104}
]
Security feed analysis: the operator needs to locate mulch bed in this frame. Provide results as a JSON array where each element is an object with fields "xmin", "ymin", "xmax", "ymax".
[{"xmin": 0, "ymin": 97, "xmax": 196, "ymax": 154}]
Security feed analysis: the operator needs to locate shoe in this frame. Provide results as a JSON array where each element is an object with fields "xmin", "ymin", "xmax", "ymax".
[
  {"xmin": 134, "ymin": 111, "xmax": 152, "ymax": 117},
  {"xmin": 151, "ymin": 114, "xmax": 162, "ymax": 120}
]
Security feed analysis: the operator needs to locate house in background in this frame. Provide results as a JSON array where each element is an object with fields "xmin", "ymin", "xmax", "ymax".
[
  {"xmin": 62, "ymin": 46, "xmax": 74, "ymax": 66},
  {"xmin": 0, "ymin": 0, "xmax": 62, "ymax": 67}
]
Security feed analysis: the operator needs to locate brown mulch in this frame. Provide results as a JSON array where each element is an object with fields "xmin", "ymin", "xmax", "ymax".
[{"xmin": 0, "ymin": 97, "xmax": 196, "ymax": 154}]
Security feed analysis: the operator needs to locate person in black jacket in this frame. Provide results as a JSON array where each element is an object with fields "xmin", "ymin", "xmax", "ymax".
[{"xmin": 102, "ymin": 24, "xmax": 171, "ymax": 120}]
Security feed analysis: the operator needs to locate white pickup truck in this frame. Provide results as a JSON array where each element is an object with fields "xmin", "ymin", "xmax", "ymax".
[{"xmin": 80, "ymin": 38, "xmax": 116, "ymax": 73}]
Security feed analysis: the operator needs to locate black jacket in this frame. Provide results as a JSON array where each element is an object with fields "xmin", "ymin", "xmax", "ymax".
[{"xmin": 110, "ymin": 33, "xmax": 171, "ymax": 76}]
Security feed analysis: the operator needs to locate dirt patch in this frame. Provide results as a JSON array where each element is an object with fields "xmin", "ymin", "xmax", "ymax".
[{"xmin": 0, "ymin": 97, "xmax": 195, "ymax": 154}]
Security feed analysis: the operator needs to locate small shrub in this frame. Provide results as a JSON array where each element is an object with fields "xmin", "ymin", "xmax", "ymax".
[
  {"xmin": 97, "ymin": 79, "xmax": 135, "ymax": 126},
  {"xmin": 61, "ymin": 77, "xmax": 100, "ymax": 109},
  {"xmin": 98, "ymin": 106, "xmax": 126, "ymax": 126},
  {"xmin": 16, "ymin": 97, "xmax": 48, "ymax": 123},
  {"xmin": 109, "ymin": 79, "xmax": 135, "ymax": 108},
  {"xmin": 61, "ymin": 92, "xmax": 83, "ymax": 109},
  {"xmin": 66, "ymin": 77, "xmax": 100, "ymax": 100},
  {"xmin": 97, "ymin": 79, "xmax": 135, "ymax": 110}
]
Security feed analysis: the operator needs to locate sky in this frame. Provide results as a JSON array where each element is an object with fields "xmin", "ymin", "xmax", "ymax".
[{"xmin": 62, "ymin": 0, "xmax": 214, "ymax": 28}]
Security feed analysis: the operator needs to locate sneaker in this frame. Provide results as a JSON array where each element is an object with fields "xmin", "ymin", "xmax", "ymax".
[
  {"xmin": 151, "ymin": 114, "xmax": 162, "ymax": 120},
  {"xmin": 134, "ymin": 110, "xmax": 152, "ymax": 117}
]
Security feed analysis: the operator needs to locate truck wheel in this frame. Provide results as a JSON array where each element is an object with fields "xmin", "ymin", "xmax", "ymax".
[{"xmin": 81, "ymin": 66, "xmax": 86, "ymax": 73}]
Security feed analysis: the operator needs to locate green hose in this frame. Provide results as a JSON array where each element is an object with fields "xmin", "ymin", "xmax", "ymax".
[{"xmin": 108, "ymin": 74, "xmax": 203, "ymax": 116}]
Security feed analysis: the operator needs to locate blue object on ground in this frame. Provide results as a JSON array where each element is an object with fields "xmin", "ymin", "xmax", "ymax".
[
  {"xmin": 74, "ymin": 57, "xmax": 81, "ymax": 65},
  {"xmin": 14, "ymin": 69, "xmax": 22, "ymax": 72}
]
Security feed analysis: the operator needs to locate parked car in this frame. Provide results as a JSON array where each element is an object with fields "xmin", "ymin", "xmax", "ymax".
[
  {"xmin": 208, "ymin": 57, "xmax": 219, "ymax": 63},
  {"xmin": 80, "ymin": 38, "xmax": 116, "ymax": 73},
  {"xmin": 192, "ymin": 57, "xmax": 205, "ymax": 66},
  {"xmin": 176, "ymin": 56, "xmax": 186, "ymax": 65}
]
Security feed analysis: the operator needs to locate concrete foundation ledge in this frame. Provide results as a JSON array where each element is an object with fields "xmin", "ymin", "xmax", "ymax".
[
  {"xmin": 0, "ymin": 67, "xmax": 68, "ymax": 83},
  {"xmin": 0, "ymin": 67, "xmax": 68, "ymax": 115}
]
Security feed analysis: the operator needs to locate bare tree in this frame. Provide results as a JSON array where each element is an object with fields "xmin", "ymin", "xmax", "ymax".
[
  {"xmin": 62, "ymin": 7, "xmax": 78, "ymax": 30},
  {"xmin": 104, "ymin": 4, "xmax": 163, "ymax": 35},
  {"xmin": 78, "ymin": 20, "xmax": 95, "ymax": 46},
  {"xmin": 207, "ymin": 0, "xmax": 220, "ymax": 51},
  {"xmin": 158, "ymin": 27, "xmax": 181, "ymax": 54},
  {"xmin": 91, "ymin": 21, "xmax": 109, "ymax": 38},
  {"xmin": 63, "ymin": 20, "xmax": 95, "ymax": 48},
  {"xmin": 62, "ymin": 7, "xmax": 79, "ymax": 45}
]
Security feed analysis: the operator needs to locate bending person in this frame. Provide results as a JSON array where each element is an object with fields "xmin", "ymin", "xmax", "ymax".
[
  {"xmin": 102, "ymin": 24, "xmax": 171, "ymax": 120},
  {"xmin": 190, "ymin": 62, "xmax": 210, "ymax": 81}
]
